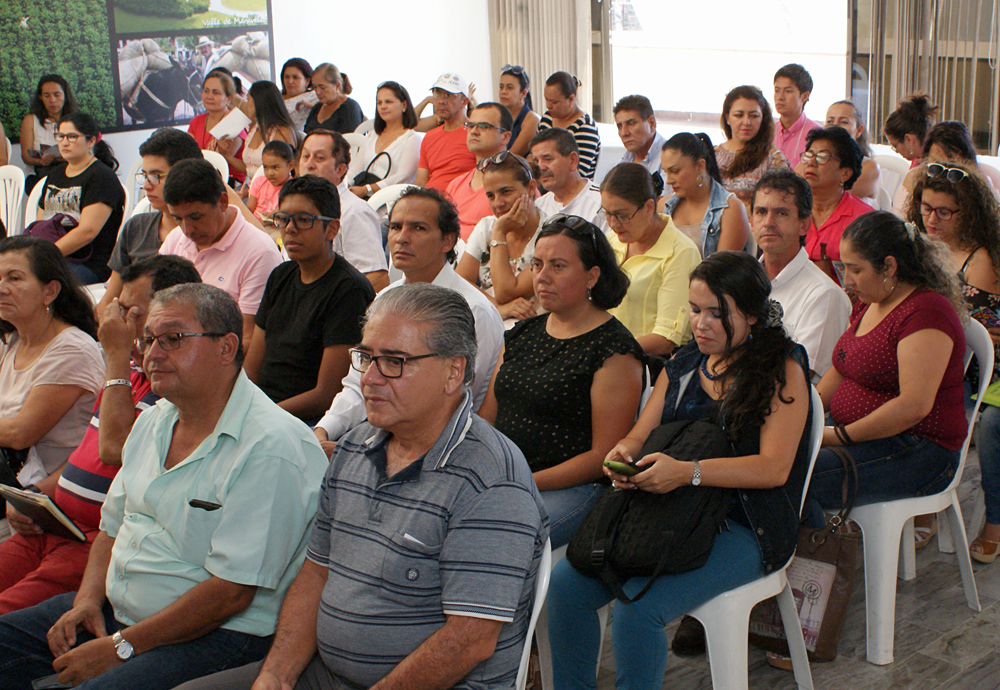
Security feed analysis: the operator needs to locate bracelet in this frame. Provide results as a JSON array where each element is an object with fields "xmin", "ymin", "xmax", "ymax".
[
  {"xmin": 835, "ymin": 423, "xmax": 855, "ymax": 446},
  {"xmin": 103, "ymin": 379, "xmax": 132, "ymax": 391},
  {"xmin": 365, "ymin": 184, "xmax": 373, "ymax": 196}
]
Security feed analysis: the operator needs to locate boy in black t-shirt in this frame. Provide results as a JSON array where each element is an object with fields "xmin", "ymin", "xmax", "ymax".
[{"xmin": 244, "ymin": 176, "xmax": 375, "ymax": 423}]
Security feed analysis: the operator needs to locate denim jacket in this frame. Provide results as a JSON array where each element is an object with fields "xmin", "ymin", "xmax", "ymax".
[
  {"xmin": 660, "ymin": 341, "xmax": 813, "ymax": 573},
  {"xmin": 663, "ymin": 179, "xmax": 749, "ymax": 257}
]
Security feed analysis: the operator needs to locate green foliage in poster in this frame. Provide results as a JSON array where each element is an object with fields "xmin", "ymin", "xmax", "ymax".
[{"xmin": 112, "ymin": 0, "xmax": 211, "ymax": 19}]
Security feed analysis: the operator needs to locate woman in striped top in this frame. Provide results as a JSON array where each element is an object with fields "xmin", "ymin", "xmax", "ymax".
[{"xmin": 539, "ymin": 72, "xmax": 601, "ymax": 180}]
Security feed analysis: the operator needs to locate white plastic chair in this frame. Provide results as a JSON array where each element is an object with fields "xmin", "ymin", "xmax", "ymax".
[
  {"xmin": 120, "ymin": 177, "xmax": 133, "ymax": 224},
  {"xmin": 872, "ymin": 154, "xmax": 910, "ymax": 202},
  {"xmin": 126, "ymin": 155, "xmax": 145, "ymax": 207},
  {"xmin": 342, "ymin": 132, "xmax": 366, "ymax": 158},
  {"xmin": 21, "ymin": 176, "xmax": 46, "ymax": 235},
  {"xmin": 850, "ymin": 318, "xmax": 990, "ymax": 665},
  {"xmin": 130, "ymin": 196, "xmax": 152, "ymax": 218},
  {"xmin": 367, "ymin": 183, "xmax": 416, "ymax": 218},
  {"xmin": 0, "ymin": 166, "xmax": 25, "ymax": 236},
  {"xmin": 202, "ymin": 150, "xmax": 230, "ymax": 182},
  {"xmin": 515, "ymin": 538, "xmax": 552, "ymax": 690},
  {"xmin": 876, "ymin": 187, "xmax": 892, "ymax": 212},
  {"xmin": 354, "ymin": 119, "xmax": 374, "ymax": 134}
]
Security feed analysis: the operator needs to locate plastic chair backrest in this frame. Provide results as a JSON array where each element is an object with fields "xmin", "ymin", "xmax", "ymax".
[
  {"xmin": 367, "ymin": 183, "xmax": 416, "ymax": 217},
  {"xmin": 120, "ymin": 177, "xmax": 133, "ymax": 223},
  {"xmin": 956, "ymin": 320, "xmax": 994, "ymax": 491},
  {"xmin": 342, "ymin": 132, "xmax": 366, "ymax": 157},
  {"xmin": 873, "ymin": 154, "xmax": 910, "ymax": 199},
  {"xmin": 22, "ymin": 176, "xmax": 46, "ymax": 235},
  {"xmin": 0, "ymin": 165, "xmax": 25, "ymax": 236},
  {"xmin": 130, "ymin": 196, "xmax": 152, "ymax": 218},
  {"xmin": 202, "ymin": 150, "xmax": 230, "ymax": 182},
  {"xmin": 515, "ymin": 538, "xmax": 552, "ymax": 690},
  {"xmin": 799, "ymin": 385, "xmax": 826, "ymax": 517},
  {"xmin": 354, "ymin": 119, "xmax": 374, "ymax": 134},
  {"xmin": 126, "ymin": 156, "xmax": 145, "ymax": 207},
  {"xmin": 876, "ymin": 186, "xmax": 892, "ymax": 212}
]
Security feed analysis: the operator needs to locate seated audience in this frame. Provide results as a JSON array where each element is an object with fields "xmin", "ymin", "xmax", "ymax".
[
  {"xmin": 499, "ymin": 64, "xmax": 540, "ymax": 156},
  {"xmin": 245, "ymin": 176, "xmax": 375, "ymax": 423},
  {"xmin": 615, "ymin": 94, "xmax": 667, "ymax": 180},
  {"xmin": 188, "ymin": 70, "xmax": 246, "ymax": 185},
  {"xmin": 538, "ymin": 72, "xmax": 600, "ymax": 180},
  {"xmin": 0, "ymin": 255, "xmax": 200, "ymax": 613},
  {"xmin": 180, "ymin": 283, "xmax": 547, "ymax": 690},
  {"xmin": 20, "ymin": 74, "xmax": 75, "ymax": 192},
  {"xmin": 531, "ymin": 128, "xmax": 608, "ymax": 231},
  {"xmin": 772, "ymin": 63, "xmax": 822, "ymax": 167},
  {"xmin": 457, "ymin": 152, "xmax": 543, "ymax": 321},
  {"xmin": 821, "ymin": 100, "xmax": 881, "ymax": 203},
  {"xmin": 602, "ymin": 163, "xmax": 701, "ymax": 358},
  {"xmin": 160, "ymin": 159, "xmax": 282, "ymax": 345},
  {"xmin": 446, "ymin": 102, "xmax": 512, "ymax": 239},
  {"xmin": 0, "ymin": 237, "xmax": 104, "ymax": 484},
  {"xmin": 280, "ymin": 57, "xmax": 318, "ymax": 131},
  {"xmin": 415, "ymin": 73, "xmax": 478, "ymax": 192},
  {"xmin": 239, "ymin": 81, "xmax": 298, "ymax": 182},
  {"xmin": 346, "ymin": 80, "xmax": 421, "ymax": 198},
  {"xmin": 247, "ymin": 140, "xmax": 295, "ymax": 222},
  {"xmin": 298, "ymin": 130, "xmax": 390, "ymax": 291},
  {"xmin": 752, "ymin": 170, "xmax": 851, "ymax": 382},
  {"xmin": 0, "ymin": 284, "xmax": 328, "ymax": 690},
  {"xmin": 314, "ymin": 188, "xmax": 503, "ymax": 448},
  {"xmin": 884, "ymin": 92, "xmax": 939, "ymax": 214},
  {"xmin": 547, "ymin": 251, "xmax": 811, "ymax": 685},
  {"xmin": 35, "ymin": 113, "xmax": 124, "ymax": 285},
  {"xmin": 923, "ymin": 120, "xmax": 1000, "ymax": 193},
  {"xmin": 304, "ymin": 63, "xmax": 364, "ymax": 135},
  {"xmin": 801, "ymin": 126, "xmax": 874, "ymax": 284},
  {"xmin": 715, "ymin": 85, "xmax": 790, "ymax": 212},
  {"xmin": 905, "ymin": 161, "xmax": 1000, "ymax": 558},
  {"xmin": 661, "ymin": 132, "xmax": 751, "ymax": 256},
  {"xmin": 808, "ymin": 212, "xmax": 968, "ymax": 522},
  {"xmin": 479, "ymin": 215, "xmax": 644, "ymax": 547}
]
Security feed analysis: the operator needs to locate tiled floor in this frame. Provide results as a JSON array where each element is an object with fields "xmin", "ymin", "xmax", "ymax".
[{"xmin": 594, "ymin": 450, "xmax": 1000, "ymax": 690}]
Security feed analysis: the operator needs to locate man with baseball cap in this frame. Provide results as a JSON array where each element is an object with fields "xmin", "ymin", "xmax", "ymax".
[{"xmin": 415, "ymin": 73, "xmax": 477, "ymax": 192}]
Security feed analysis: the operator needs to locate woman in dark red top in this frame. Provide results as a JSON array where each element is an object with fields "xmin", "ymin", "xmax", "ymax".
[{"xmin": 807, "ymin": 211, "xmax": 968, "ymax": 518}]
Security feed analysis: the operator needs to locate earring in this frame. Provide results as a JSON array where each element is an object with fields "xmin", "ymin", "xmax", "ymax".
[
  {"xmin": 587, "ymin": 287, "xmax": 592, "ymax": 301},
  {"xmin": 697, "ymin": 175, "xmax": 704, "ymax": 188},
  {"xmin": 882, "ymin": 275, "xmax": 896, "ymax": 296},
  {"xmin": 45, "ymin": 304, "xmax": 51, "ymax": 313}
]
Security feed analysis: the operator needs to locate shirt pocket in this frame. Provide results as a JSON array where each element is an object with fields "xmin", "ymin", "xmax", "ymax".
[
  {"xmin": 378, "ymin": 530, "xmax": 443, "ymax": 608},
  {"xmin": 176, "ymin": 498, "xmax": 224, "ymax": 566}
]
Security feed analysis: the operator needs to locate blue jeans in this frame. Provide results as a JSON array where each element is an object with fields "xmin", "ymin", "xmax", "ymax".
[
  {"xmin": 546, "ymin": 523, "xmax": 764, "ymax": 690},
  {"xmin": 976, "ymin": 405, "xmax": 1000, "ymax": 524},
  {"xmin": 68, "ymin": 263, "xmax": 102, "ymax": 285},
  {"xmin": 542, "ymin": 483, "xmax": 606, "ymax": 549},
  {"xmin": 805, "ymin": 434, "xmax": 960, "ymax": 526},
  {"xmin": 0, "ymin": 592, "xmax": 272, "ymax": 690}
]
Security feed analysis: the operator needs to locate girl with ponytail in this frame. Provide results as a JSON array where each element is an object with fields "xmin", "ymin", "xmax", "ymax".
[
  {"xmin": 661, "ymin": 132, "xmax": 752, "ymax": 257},
  {"xmin": 34, "ymin": 112, "xmax": 125, "ymax": 284}
]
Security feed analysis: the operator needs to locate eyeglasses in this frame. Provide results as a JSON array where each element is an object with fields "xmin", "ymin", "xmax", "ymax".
[
  {"xmin": 477, "ymin": 150, "xmax": 533, "ymax": 178},
  {"xmin": 135, "ymin": 332, "xmax": 224, "ymax": 354},
  {"xmin": 464, "ymin": 121, "xmax": 508, "ymax": 134},
  {"xmin": 272, "ymin": 212, "xmax": 337, "ymax": 230},
  {"xmin": 926, "ymin": 163, "xmax": 969, "ymax": 183},
  {"xmin": 135, "ymin": 171, "xmax": 164, "ymax": 186},
  {"xmin": 799, "ymin": 151, "xmax": 840, "ymax": 165},
  {"xmin": 543, "ymin": 214, "xmax": 601, "ymax": 254},
  {"xmin": 599, "ymin": 206, "xmax": 642, "ymax": 224},
  {"xmin": 54, "ymin": 133, "xmax": 82, "ymax": 143},
  {"xmin": 501, "ymin": 64, "xmax": 526, "ymax": 76},
  {"xmin": 919, "ymin": 202, "xmax": 959, "ymax": 221},
  {"xmin": 349, "ymin": 348, "xmax": 439, "ymax": 378}
]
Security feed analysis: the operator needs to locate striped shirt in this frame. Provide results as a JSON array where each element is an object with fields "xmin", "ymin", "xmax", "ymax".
[
  {"xmin": 539, "ymin": 112, "xmax": 601, "ymax": 179},
  {"xmin": 308, "ymin": 392, "xmax": 548, "ymax": 689}
]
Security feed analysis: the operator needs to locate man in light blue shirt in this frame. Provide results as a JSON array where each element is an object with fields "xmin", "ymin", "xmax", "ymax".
[
  {"xmin": 0, "ymin": 284, "xmax": 328, "ymax": 690},
  {"xmin": 614, "ymin": 94, "xmax": 667, "ymax": 186}
]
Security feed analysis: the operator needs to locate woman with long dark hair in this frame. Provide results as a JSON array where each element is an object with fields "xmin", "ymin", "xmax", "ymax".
[
  {"xmin": 280, "ymin": 57, "xmax": 318, "ymax": 131},
  {"xmin": 238, "ymin": 81, "xmax": 298, "ymax": 181},
  {"xmin": 884, "ymin": 93, "xmax": 939, "ymax": 214},
  {"xmin": 19, "ymin": 74, "xmax": 77, "ymax": 192},
  {"xmin": 34, "ymin": 112, "xmax": 124, "ymax": 285},
  {"xmin": 714, "ymin": 85, "xmax": 789, "ymax": 212},
  {"xmin": 546, "ymin": 251, "xmax": 811, "ymax": 688},
  {"xmin": 498, "ymin": 65, "xmax": 540, "ymax": 156},
  {"xmin": 346, "ymin": 81, "xmax": 421, "ymax": 198}
]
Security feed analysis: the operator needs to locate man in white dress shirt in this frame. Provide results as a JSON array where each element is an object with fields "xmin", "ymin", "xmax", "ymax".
[
  {"xmin": 752, "ymin": 170, "xmax": 850, "ymax": 382},
  {"xmin": 298, "ymin": 130, "xmax": 390, "ymax": 292},
  {"xmin": 314, "ymin": 187, "xmax": 503, "ymax": 452},
  {"xmin": 530, "ymin": 128, "xmax": 609, "ymax": 232}
]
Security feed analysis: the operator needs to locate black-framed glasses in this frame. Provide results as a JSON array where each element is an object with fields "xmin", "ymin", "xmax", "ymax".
[
  {"xmin": 599, "ymin": 206, "xmax": 642, "ymax": 225},
  {"xmin": 799, "ymin": 151, "xmax": 840, "ymax": 165},
  {"xmin": 53, "ymin": 133, "xmax": 81, "ymax": 143},
  {"xmin": 543, "ymin": 214, "xmax": 601, "ymax": 254},
  {"xmin": 464, "ymin": 121, "xmax": 508, "ymax": 134},
  {"xmin": 919, "ymin": 202, "xmax": 959, "ymax": 221},
  {"xmin": 135, "ymin": 171, "xmax": 164, "ymax": 186},
  {"xmin": 349, "ymin": 348, "xmax": 439, "ymax": 378},
  {"xmin": 272, "ymin": 212, "xmax": 337, "ymax": 231},
  {"xmin": 477, "ymin": 150, "xmax": 533, "ymax": 178},
  {"xmin": 135, "ymin": 332, "xmax": 224, "ymax": 354},
  {"xmin": 926, "ymin": 163, "xmax": 969, "ymax": 183}
]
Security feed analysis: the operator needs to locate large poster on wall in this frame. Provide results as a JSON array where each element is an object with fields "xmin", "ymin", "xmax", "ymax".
[{"xmin": 0, "ymin": 0, "xmax": 273, "ymax": 142}]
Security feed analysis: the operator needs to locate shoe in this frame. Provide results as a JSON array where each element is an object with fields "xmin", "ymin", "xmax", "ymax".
[
  {"xmin": 914, "ymin": 518, "xmax": 937, "ymax": 550},
  {"xmin": 970, "ymin": 535, "xmax": 1000, "ymax": 564},
  {"xmin": 765, "ymin": 651, "xmax": 793, "ymax": 671},
  {"xmin": 671, "ymin": 615, "xmax": 705, "ymax": 656}
]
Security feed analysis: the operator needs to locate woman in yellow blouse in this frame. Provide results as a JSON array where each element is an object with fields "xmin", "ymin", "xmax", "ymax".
[{"xmin": 600, "ymin": 163, "xmax": 702, "ymax": 357}]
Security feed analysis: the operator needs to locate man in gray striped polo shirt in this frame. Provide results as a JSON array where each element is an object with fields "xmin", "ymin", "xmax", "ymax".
[{"xmin": 180, "ymin": 283, "xmax": 548, "ymax": 690}]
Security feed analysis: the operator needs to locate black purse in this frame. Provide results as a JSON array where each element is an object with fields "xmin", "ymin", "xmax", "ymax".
[
  {"xmin": 352, "ymin": 151, "xmax": 391, "ymax": 190},
  {"xmin": 567, "ymin": 419, "xmax": 735, "ymax": 602}
]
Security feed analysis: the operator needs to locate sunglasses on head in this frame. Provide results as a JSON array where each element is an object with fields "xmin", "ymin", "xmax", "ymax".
[
  {"xmin": 926, "ymin": 163, "xmax": 969, "ymax": 184},
  {"xmin": 501, "ymin": 64, "xmax": 526, "ymax": 76},
  {"xmin": 477, "ymin": 150, "xmax": 533, "ymax": 178},
  {"xmin": 543, "ymin": 214, "xmax": 601, "ymax": 254}
]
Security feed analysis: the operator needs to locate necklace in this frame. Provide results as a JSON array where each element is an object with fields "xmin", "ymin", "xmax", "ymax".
[{"xmin": 700, "ymin": 355, "xmax": 724, "ymax": 381}]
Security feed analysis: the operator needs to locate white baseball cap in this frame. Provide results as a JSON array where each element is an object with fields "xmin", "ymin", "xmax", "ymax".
[{"xmin": 430, "ymin": 73, "xmax": 469, "ymax": 97}]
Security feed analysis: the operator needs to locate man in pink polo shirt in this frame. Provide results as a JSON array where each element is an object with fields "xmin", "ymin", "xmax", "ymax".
[
  {"xmin": 415, "ymin": 73, "xmax": 477, "ymax": 192},
  {"xmin": 445, "ymin": 102, "xmax": 511, "ymax": 240},
  {"xmin": 772, "ymin": 64, "xmax": 822, "ymax": 168},
  {"xmin": 160, "ymin": 158, "xmax": 282, "ymax": 347}
]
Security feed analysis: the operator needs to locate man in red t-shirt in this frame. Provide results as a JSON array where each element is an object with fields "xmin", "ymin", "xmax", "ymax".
[
  {"xmin": 0, "ymin": 255, "xmax": 201, "ymax": 613},
  {"xmin": 445, "ymin": 102, "xmax": 511, "ymax": 240},
  {"xmin": 416, "ymin": 73, "xmax": 477, "ymax": 192}
]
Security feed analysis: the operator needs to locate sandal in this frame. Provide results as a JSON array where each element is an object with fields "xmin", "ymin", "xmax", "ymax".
[
  {"xmin": 914, "ymin": 519, "xmax": 937, "ymax": 550},
  {"xmin": 970, "ymin": 536, "xmax": 1000, "ymax": 564}
]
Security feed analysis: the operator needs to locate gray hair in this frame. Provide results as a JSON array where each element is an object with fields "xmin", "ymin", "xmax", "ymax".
[
  {"xmin": 151, "ymin": 283, "xmax": 245, "ymax": 365},
  {"xmin": 364, "ymin": 284, "xmax": 477, "ymax": 387}
]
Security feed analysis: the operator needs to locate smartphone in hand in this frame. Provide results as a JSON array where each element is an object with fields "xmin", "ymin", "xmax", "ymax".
[{"xmin": 604, "ymin": 457, "xmax": 641, "ymax": 477}]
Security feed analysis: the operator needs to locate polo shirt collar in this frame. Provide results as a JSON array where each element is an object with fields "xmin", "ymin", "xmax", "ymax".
[
  {"xmin": 363, "ymin": 390, "xmax": 475, "ymax": 471},
  {"xmin": 823, "ymin": 191, "xmax": 855, "ymax": 228},
  {"xmin": 779, "ymin": 110, "xmax": 809, "ymax": 136},
  {"xmin": 175, "ymin": 207, "xmax": 244, "ymax": 254},
  {"xmin": 769, "ymin": 248, "xmax": 810, "ymax": 290}
]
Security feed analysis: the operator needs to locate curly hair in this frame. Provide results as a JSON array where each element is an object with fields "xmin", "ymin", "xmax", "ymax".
[
  {"xmin": 905, "ymin": 160, "xmax": 1000, "ymax": 278},
  {"xmin": 720, "ymin": 85, "xmax": 776, "ymax": 179}
]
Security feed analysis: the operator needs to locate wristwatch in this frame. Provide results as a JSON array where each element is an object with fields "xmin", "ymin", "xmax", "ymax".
[
  {"xmin": 489, "ymin": 240, "xmax": 507, "ymax": 248},
  {"xmin": 691, "ymin": 460, "xmax": 702, "ymax": 486},
  {"xmin": 112, "ymin": 631, "xmax": 134, "ymax": 661}
]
